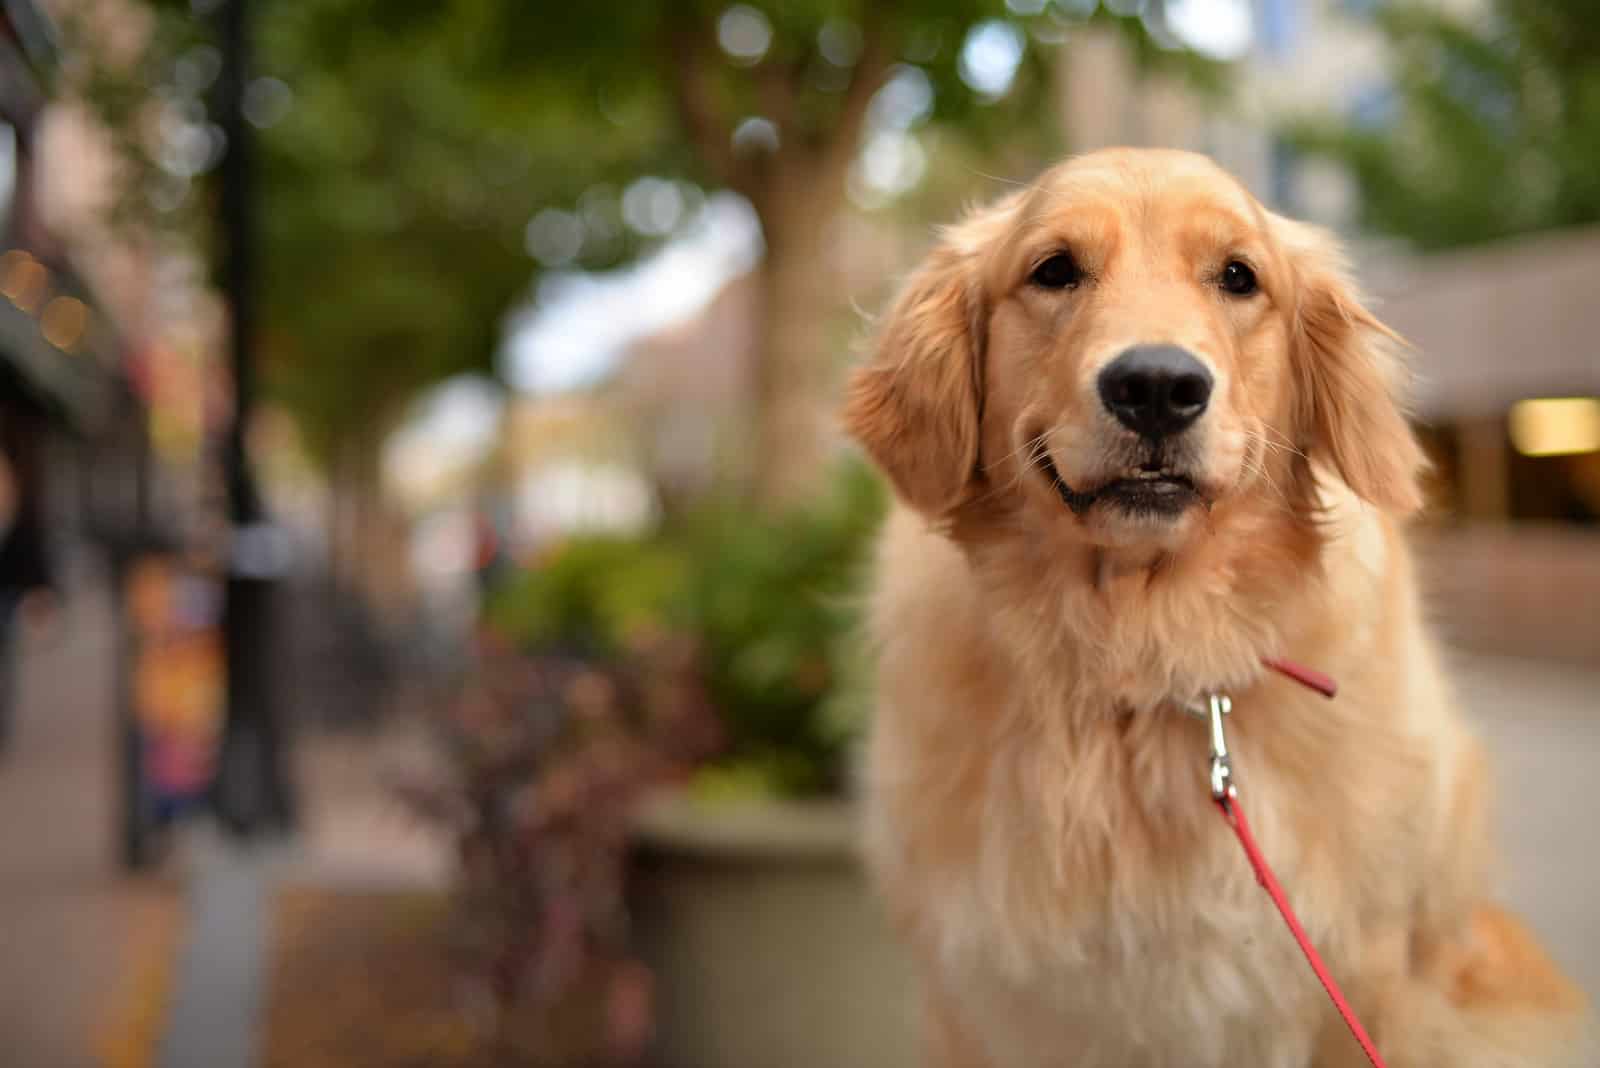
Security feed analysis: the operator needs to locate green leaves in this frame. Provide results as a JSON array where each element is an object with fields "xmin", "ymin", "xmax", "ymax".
[
  {"xmin": 483, "ymin": 458, "xmax": 887, "ymax": 797},
  {"xmin": 1286, "ymin": 0, "xmax": 1600, "ymax": 251},
  {"xmin": 76, "ymin": 0, "xmax": 1217, "ymax": 470}
]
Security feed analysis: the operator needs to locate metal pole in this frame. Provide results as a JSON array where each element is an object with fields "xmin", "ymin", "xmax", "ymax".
[
  {"xmin": 213, "ymin": 0, "xmax": 293, "ymax": 836},
  {"xmin": 218, "ymin": 0, "xmax": 258, "ymax": 527}
]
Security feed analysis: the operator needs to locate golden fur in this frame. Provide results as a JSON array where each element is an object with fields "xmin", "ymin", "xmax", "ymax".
[{"xmin": 843, "ymin": 149, "xmax": 1590, "ymax": 1067}]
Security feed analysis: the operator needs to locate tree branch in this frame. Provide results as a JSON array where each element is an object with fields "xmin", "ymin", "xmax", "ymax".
[
  {"xmin": 819, "ymin": 25, "xmax": 893, "ymax": 185},
  {"xmin": 756, "ymin": 57, "xmax": 801, "ymax": 154},
  {"xmin": 664, "ymin": 19, "xmax": 742, "ymax": 190}
]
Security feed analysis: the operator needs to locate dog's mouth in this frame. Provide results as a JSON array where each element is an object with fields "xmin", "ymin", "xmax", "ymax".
[{"xmin": 1038, "ymin": 451, "xmax": 1202, "ymax": 519}]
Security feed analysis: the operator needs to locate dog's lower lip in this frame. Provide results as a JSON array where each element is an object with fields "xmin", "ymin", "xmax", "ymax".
[
  {"xmin": 1036, "ymin": 449, "xmax": 1200, "ymax": 516},
  {"xmin": 1097, "ymin": 475, "xmax": 1201, "ymax": 516}
]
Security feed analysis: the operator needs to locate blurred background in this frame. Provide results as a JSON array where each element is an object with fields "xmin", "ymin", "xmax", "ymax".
[{"xmin": 0, "ymin": 0, "xmax": 1595, "ymax": 1065}]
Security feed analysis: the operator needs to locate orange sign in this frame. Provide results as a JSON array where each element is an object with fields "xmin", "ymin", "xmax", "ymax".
[{"xmin": 127, "ymin": 557, "xmax": 224, "ymax": 799}]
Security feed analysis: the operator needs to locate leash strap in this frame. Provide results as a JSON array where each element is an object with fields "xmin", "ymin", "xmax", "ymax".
[{"xmin": 1216, "ymin": 791, "xmax": 1387, "ymax": 1068}]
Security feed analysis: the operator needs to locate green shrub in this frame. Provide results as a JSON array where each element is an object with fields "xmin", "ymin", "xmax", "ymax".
[
  {"xmin": 482, "ymin": 459, "xmax": 886, "ymax": 797},
  {"xmin": 674, "ymin": 459, "xmax": 883, "ymax": 795},
  {"xmin": 484, "ymin": 535, "xmax": 691, "ymax": 657}
]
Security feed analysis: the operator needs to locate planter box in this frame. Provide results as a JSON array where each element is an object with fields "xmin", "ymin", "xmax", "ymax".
[{"xmin": 631, "ymin": 795, "xmax": 920, "ymax": 1068}]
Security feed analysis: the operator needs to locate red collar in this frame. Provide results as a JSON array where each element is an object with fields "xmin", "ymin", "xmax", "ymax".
[{"xmin": 1261, "ymin": 656, "xmax": 1338, "ymax": 698}]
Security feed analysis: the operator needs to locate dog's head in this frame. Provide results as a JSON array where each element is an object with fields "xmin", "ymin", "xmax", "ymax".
[{"xmin": 844, "ymin": 149, "xmax": 1424, "ymax": 554}]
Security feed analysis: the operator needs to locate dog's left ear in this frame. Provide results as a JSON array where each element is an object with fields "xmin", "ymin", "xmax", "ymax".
[{"xmin": 1276, "ymin": 215, "xmax": 1427, "ymax": 515}]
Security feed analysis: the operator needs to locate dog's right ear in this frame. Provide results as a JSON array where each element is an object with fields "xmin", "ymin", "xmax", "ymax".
[{"xmin": 842, "ymin": 206, "xmax": 1004, "ymax": 518}]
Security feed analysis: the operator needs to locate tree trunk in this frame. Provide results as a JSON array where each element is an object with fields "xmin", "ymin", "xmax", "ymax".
[
  {"xmin": 750, "ymin": 169, "xmax": 850, "ymax": 506},
  {"xmin": 326, "ymin": 439, "xmax": 355, "ymax": 591},
  {"xmin": 327, "ymin": 430, "xmax": 393, "ymax": 606},
  {"xmin": 662, "ymin": 16, "xmax": 890, "ymax": 507}
]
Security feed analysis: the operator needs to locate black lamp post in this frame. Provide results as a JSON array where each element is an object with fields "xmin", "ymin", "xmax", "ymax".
[{"xmin": 212, "ymin": 0, "xmax": 294, "ymax": 835}]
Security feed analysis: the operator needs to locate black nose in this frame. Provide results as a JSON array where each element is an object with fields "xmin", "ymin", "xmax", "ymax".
[{"xmin": 1097, "ymin": 345, "xmax": 1213, "ymax": 439}]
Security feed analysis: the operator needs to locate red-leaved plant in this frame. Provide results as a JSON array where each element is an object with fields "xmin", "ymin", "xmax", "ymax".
[{"xmin": 401, "ymin": 629, "xmax": 722, "ymax": 1064}]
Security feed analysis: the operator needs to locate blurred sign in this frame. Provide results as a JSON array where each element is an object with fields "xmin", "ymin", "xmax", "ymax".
[{"xmin": 126, "ymin": 555, "xmax": 223, "ymax": 810}]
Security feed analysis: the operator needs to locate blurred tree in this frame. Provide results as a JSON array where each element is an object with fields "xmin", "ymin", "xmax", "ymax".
[
  {"xmin": 71, "ymin": 0, "xmax": 1216, "ymax": 514},
  {"xmin": 1286, "ymin": 0, "xmax": 1600, "ymax": 250},
  {"xmin": 66, "ymin": 0, "xmax": 587, "ymax": 587},
  {"xmin": 473, "ymin": 2, "xmax": 1215, "ymax": 501}
]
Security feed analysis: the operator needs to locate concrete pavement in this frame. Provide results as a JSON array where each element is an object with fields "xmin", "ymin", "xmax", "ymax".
[
  {"xmin": 1457, "ymin": 654, "xmax": 1600, "ymax": 1002},
  {"xmin": 0, "ymin": 566, "xmax": 451, "ymax": 1068},
  {"xmin": 0, "ymin": 573, "xmax": 181, "ymax": 1068}
]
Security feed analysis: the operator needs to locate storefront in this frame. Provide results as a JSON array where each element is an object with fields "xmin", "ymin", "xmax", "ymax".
[
  {"xmin": 1382, "ymin": 225, "xmax": 1600, "ymax": 526},
  {"xmin": 2, "ymin": 0, "xmax": 223, "ymax": 865},
  {"xmin": 1373, "ymin": 228, "xmax": 1600, "ymax": 665}
]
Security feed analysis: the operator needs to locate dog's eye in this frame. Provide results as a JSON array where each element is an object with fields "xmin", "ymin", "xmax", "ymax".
[
  {"xmin": 1220, "ymin": 260, "xmax": 1258, "ymax": 296},
  {"xmin": 1030, "ymin": 253, "xmax": 1082, "ymax": 290}
]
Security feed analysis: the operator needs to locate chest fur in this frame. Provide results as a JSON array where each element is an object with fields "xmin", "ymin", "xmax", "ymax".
[{"xmin": 866, "ymin": 712, "xmax": 1369, "ymax": 1067}]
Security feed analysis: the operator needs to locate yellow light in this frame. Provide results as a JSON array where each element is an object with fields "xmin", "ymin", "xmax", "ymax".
[
  {"xmin": 0, "ymin": 249, "xmax": 30, "ymax": 278},
  {"xmin": 0, "ymin": 251, "xmax": 47, "ymax": 313},
  {"xmin": 40, "ymin": 296, "xmax": 89, "ymax": 351},
  {"xmin": 1508, "ymin": 397, "xmax": 1600, "ymax": 458}
]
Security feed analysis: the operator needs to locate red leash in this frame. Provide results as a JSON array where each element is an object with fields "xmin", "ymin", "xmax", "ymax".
[
  {"xmin": 1198, "ymin": 660, "xmax": 1387, "ymax": 1068},
  {"xmin": 1217, "ymin": 791, "xmax": 1386, "ymax": 1067}
]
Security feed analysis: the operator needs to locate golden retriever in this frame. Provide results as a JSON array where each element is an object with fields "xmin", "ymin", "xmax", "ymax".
[{"xmin": 843, "ymin": 148, "xmax": 1590, "ymax": 1067}]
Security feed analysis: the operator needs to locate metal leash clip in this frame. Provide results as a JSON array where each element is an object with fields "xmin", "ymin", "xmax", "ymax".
[{"xmin": 1184, "ymin": 693, "xmax": 1235, "ymax": 801}]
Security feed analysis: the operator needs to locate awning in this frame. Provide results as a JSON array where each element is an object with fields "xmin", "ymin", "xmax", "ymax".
[
  {"xmin": 1374, "ymin": 225, "xmax": 1600, "ymax": 421},
  {"xmin": 0, "ymin": 247, "xmax": 118, "ymax": 430}
]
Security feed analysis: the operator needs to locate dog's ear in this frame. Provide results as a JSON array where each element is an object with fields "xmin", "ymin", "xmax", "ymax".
[
  {"xmin": 1276, "ymin": 215, "xmax": 1427, "ymax": 515},
  {"xmin": 842, "ymin": 204, "xmax": 1004, "ymax": 517}
]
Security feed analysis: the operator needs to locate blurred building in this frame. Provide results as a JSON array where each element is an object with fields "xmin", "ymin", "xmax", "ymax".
[
  {"xmin": 1057, "ymin": 3, "xmax": 1418, "ymax": 225},
  {"xmin": 2, "ymin": 4, "xmax": 117, "ymax": 422},
  {"xmin": 613, "ymin": 270, "xmax": 758, "ymax": 506},
  {"xmin": 0, "ymin": 0, "xmax": 153, "ymax": 563},
  {"xmin": 1382, "ymin": 227, "xmax": 1600, "ymax": 666},
  {"xmin": 0, "ymin": 0, "xmax": 143, "ymax": 754},
  {"xmin": 2, "ymin": 1, "xmax": 230, "ymax": 859}
]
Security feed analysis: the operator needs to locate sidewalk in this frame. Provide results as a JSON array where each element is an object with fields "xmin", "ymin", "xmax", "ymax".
[
  {"xmin": 1456, "ymin": 654, "xmax": 1600, "ymax": 1000},
  {"xmin": 157, "ymin": 710, "xmax": 453, "ymax": 1068},
  {"xmin": 0, "ymin": 575, "xmax": 180, "ymax": 1068},
  {"xmin": 0, "ymin": 570, "xmax": 453, "ymax": 1068}
]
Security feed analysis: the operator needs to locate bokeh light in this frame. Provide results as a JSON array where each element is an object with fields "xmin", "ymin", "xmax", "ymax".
[
  {"xmin": 717, "ymin": 5, "xmax": 772, "ymax": 65},
  {"xmin": 958, "ymin": 20, "xmax": 1027, "ymax": 100}
]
